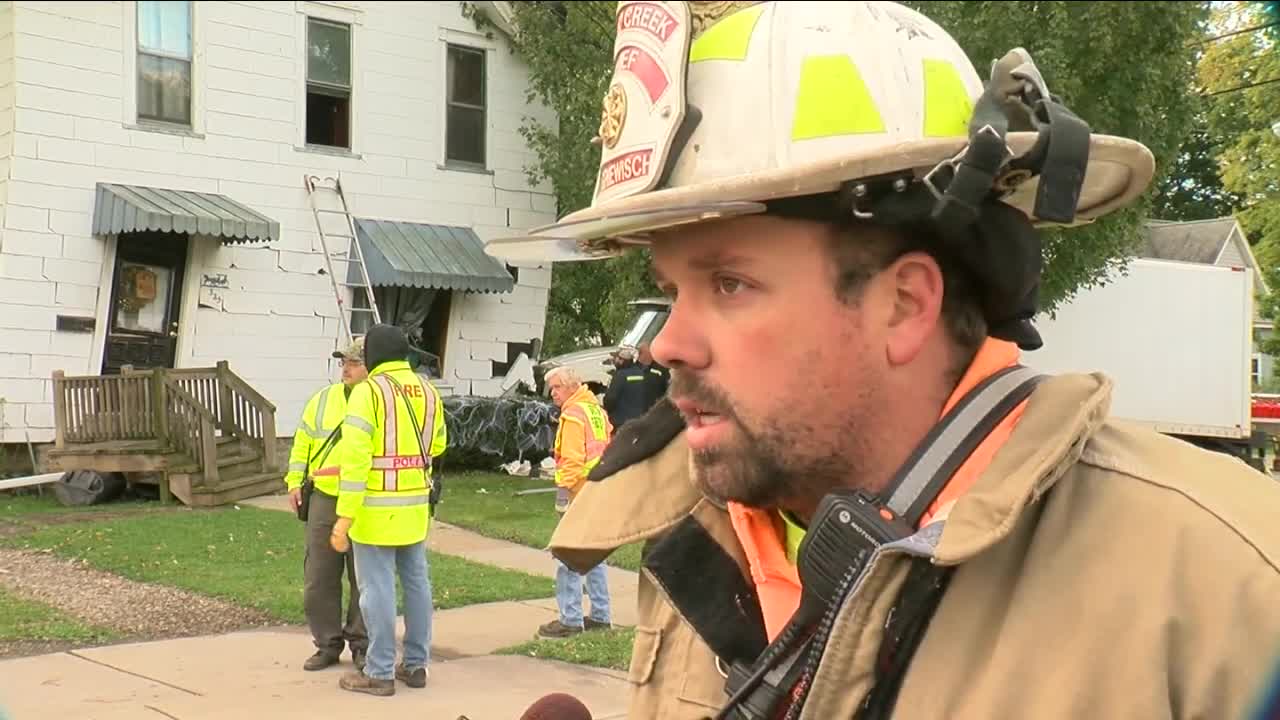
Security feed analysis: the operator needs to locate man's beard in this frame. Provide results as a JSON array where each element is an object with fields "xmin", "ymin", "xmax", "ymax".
[{"xmin": 671, "ymin": 372, "xmax": 852, "ymax": 511}]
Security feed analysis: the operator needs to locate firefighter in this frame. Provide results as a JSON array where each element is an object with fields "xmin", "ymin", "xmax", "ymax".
[
  {"xmin": 539, "ymin": 366, "xmax": 613, "ymax": 638},
  {"xmin": 483, "ymin": 2, "xmax": 1280, "ymax": 718},
  {"xmin": 283, "ymin": 338, "xmax": 369, "ymax": 673},
  {"xmin": 602, "ymin": 345, "xmax": 653, "ymax": 429},
  {"xmin": 329, "ymin": 323, "xmax": 447, "ymax": 697}
]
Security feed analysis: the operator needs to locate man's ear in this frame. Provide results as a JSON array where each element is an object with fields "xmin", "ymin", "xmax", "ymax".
[{"xmin": 884, "ymin": 251, "xmax": 945, "ymax": 367}]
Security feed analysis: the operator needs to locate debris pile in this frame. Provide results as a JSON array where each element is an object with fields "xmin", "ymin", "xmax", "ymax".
[{"xmin": 440, "ymin": 395, "xmax": 559, "ymax": 470}]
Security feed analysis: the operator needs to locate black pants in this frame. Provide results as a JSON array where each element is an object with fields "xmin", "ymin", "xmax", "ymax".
[{"xmin": 304, "ymin": 490, "xmax": 367, "ymax": 655}]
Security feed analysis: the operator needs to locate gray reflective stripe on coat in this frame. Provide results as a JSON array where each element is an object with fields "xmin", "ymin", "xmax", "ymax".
[
  {"xmin": 299, "ymin": 420, "xmax": 327, "ymax": 439},
  {"xmin": 885, "ymin": 366, "xmax": 1042, "ymax": 518},
  {"xmin": 315, "ymin": 386, "xmax": 331, "ymax": 434},
  {"xmin": 345, "ymin": 415, "xmax": 375, "ymax": 435},
  {"xmin": 363, "ymin": 494, "xmax": 429, "ymax": 507},
  {"xmin": 340, "ymin": 481, "xmax": 367, "ymax": 492},
  {"xmin": 288, "ymin": 462, "xmax": 307, "ymax": 473}
]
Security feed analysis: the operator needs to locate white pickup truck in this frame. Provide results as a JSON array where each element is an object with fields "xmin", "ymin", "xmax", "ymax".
[{"xmin": 533, "ymin": 297, "xmax": 671, "ymax": 395}]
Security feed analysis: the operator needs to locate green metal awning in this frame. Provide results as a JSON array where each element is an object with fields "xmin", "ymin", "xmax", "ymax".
[
  {"xmin": 354, "ymin": 218, "xmax": 514, "ymax": 293},
  {"xmin": 92, "ymin": 182, "xmax": 280, "ymax": 244}
]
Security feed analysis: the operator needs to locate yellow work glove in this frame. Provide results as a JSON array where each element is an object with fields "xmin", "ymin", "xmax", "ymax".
[{"xmin": 330, "ymin": 517, "xmax": 353, "ymax": 553}]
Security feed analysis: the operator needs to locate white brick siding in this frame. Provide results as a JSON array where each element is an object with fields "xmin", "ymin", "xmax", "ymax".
[{"xmin": 0, "ymin": 1, "xmax": 557, "ymax": 442}]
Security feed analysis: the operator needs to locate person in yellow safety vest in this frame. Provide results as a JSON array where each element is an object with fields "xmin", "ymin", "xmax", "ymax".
[
  {"xmin": 283, "ymin": 337, "xmax": 369, "ymax": 673},
  {"xmin": 537, "ymin": 366, "xmax": 614, "ymax": 639},
  {"xmin": 330, "ymin": 323, "xmax": 447, "ymax": 697}
]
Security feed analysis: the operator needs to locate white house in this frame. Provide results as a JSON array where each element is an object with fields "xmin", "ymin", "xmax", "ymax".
[{"xmin": 0, "ymin": 0, "xmax": 559, "ymax": 446}]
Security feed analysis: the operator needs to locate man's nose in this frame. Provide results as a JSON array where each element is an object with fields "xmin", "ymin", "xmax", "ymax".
[{"xmin": 650, "ymin": 300, "xmax": 709, "ymax": 371}]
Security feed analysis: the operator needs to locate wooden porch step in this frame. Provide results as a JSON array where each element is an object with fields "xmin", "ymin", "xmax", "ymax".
[
  {"xmin": 186, "ymin": 472, "xmax": 283, "ymax": 508},
  {"xmin": 43, "ymin": 439, "xmax": 198, "ymax": 475},
  {"xmin": 48, "ymin": 439, "xmax": 168, "ymax": 456}
]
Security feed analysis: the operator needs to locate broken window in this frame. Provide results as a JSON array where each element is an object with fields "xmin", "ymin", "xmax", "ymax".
[
  {"xmin": 137, "ymin": 0, "xmax": 192, "ymax": 126},
  {"xmin": 306, "ymin": 18, "xmax": 352, "ymax": 149},
  {"xmin": 446, "ymin": 44, "xmax": 486, "ymax": 167}
]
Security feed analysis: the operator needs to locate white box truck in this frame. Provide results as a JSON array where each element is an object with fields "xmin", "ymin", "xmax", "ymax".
[{"xmin": 1024, "ymin": 256, "xmax": 1265, "ymax": 466}]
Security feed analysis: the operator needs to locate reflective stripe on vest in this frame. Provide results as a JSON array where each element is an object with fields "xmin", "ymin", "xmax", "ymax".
[{"xmin": 369, "ymin": 374, "xmax": 436, "ymax": 493}]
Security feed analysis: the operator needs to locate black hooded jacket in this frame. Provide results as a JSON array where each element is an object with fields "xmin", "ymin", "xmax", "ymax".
[{"xmin": 362, "ymin": 324, "xmax": 409, "ymax": 372}]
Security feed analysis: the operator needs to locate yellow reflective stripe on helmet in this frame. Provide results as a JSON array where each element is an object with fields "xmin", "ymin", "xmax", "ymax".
[
  {"xmin": 922, "ymin": 59, "xmax": 973, "ymax": 137},
  {"xmin": 792, "ymin": 55, "xmax": 885, "ymax": 140},
  {"xmin": 689, "ymin": 3, "xmax": 765, "ymax": 63}
]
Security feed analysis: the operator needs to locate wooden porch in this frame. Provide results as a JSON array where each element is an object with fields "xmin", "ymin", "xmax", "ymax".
[{"xmin": 44, "ymin": 361, "xmax": 284, "ymax": 507}]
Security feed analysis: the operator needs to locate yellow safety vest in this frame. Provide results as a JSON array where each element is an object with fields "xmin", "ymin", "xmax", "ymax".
[
  {"xmin": 336, "ymin": 361, "xmax": 448, "ymax": 546},
  {"xmin": 284, "ymin": 383, "xmax": 349, "ymax": 496},
  {"xmin": 553, "ymin": 399, "xmax": 611, "ymax": 511}
]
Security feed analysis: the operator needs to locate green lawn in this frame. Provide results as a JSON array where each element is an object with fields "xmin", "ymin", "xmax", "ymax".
[
  {"xmin": 498, "ymin": 627, "xmax": 636, "ymax": 672},
  {"xmin": 3, "ymin": 505, "xmax": 555, "ymax": 624},
  {"xmin": 0, "ymin": 586, "xmax": 116, "ymax": 644},
  {"xmin": 0, "ymin": 492, "xmax": 159, "ymax": 517},
  {"xmin": 435, "ymin": 471, "xmax": 644, "ymax": 572}
]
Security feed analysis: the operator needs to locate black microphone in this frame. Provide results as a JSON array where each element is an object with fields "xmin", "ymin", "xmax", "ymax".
[{"xmin": 517, "ymin": 692, "xmax": 593, "ymax": 720}]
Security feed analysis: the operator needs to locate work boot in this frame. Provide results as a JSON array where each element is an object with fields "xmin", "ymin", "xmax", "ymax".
[
  {"xmin": 339, "ymin": 670, "xmax": 395, "ymax": 696},
  {"xmin": 304, "ymin": 649, "xmax": 340, "ymax": 671},
  {"xmin": 584, "ymin": 618, "xmax": 612, "ymax": 632},
  {"xmin": 352, "ymin": 649, "xmax": 367, "ymax": 672},
  {"xmin": 395, "ymin": 663, "xmax": 428, "ymax": 688},
  {"xmin": 537, "ymin": 620, "xmax": 583, "ymax": 639}
]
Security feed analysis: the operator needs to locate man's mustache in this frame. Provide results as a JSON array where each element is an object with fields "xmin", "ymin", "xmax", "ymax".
[{"xmin": 668, "ymin": 371, "xmax": 736, "ymax": 420}]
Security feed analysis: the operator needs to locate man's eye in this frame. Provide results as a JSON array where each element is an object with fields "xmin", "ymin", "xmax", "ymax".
[{"xmin": 716, "ymin": 276, "xmax": 745, "ymax": 295}]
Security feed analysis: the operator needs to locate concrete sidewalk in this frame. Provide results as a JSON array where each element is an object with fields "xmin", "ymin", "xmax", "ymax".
[
  {"xmin": 0, "ymin": 495, "xmax": 645, "ymax": 719},
  {"xmin": 0, "ymin": 628, "xmax": 630, "ymax": 720}
]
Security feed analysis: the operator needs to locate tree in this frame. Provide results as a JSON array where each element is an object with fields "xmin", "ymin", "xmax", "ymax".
[
  {"xmin": 1196, "ymin": 2, "xmax": 1280, "ymax": 266},
  {"xmin": 467, "ymin": 1, "xmax": 1210, "ymax": 352}
]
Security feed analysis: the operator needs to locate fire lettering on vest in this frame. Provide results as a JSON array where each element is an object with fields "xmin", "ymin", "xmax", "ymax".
[
  {"xmin": 394, "ymin": 382, "xmax": 424, "ymax": 398},
  {"xmin": 614, "ymin": 44, "xmax": 669, "ymax": 102},
  {"xmin": 616, "ymin": 2, "xmax": 678, "ymax": 43},
  {"xmin": 599, "ymin": 149, "xmax": 654, "ymax": 193}
]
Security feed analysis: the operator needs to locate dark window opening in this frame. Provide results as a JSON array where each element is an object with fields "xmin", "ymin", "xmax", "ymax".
[
  {"xmin": 306, "ymin": 88, "xmax": 350, "ymax": 148},
  {"xmin": 506, "ymin": 264, "xmax": 520, "ymax": 283}
]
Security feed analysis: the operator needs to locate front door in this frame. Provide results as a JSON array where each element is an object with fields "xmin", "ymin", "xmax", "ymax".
[{"xmin": 101, "ymin": 232, "xmax": 189, "ymax": 375}]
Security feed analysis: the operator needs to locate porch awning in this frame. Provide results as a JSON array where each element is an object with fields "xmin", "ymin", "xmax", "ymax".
[
  {"xmin": 353, "ymin": 218, "xmax": 514, "ymax": 293},
  {"xmin": 92, "ymin": 183, "xmax": 280, "ymax": 244}
]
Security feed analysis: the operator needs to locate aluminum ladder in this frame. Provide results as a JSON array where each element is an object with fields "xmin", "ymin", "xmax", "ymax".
[{"xmin": 304, "ymin": 173, "xmax": 380, "ymax": 346}]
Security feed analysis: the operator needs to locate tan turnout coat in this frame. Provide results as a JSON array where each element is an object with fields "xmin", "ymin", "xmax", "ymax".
[{"xmin": 550, "ymin": 372, "xmax": 1280, "ymax": 719}]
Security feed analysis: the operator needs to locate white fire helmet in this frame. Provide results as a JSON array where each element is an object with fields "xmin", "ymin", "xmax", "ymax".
[{"xmin": 484, "ymin": 0, "xmax": 1156, "ymax": 264}]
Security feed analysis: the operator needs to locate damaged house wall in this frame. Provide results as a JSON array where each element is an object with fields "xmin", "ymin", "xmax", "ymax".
[{"xmin": 0, "ymin": 1, "xmax": 557, "ymax": 444}]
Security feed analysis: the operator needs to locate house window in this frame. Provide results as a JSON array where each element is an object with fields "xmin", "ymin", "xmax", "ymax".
[
  {"xmin": 306, "ymin": 17, "xmax": 351, "ymax": 149},
  {"xmin": 1253, "ymin": 355, "xmax": 1262, "ymax": 386},
  {"xmin": 137, "ymin": 0, "xmax": 193, "ymax": 126},
  {"xmin": 446, "ymin": 44, "xmax": 486, "ymax": 167}
]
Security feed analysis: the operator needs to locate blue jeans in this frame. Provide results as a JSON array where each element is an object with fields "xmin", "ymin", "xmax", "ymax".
[
  {"xmin": 351, "ymin": 540, "xmax": 433, "ymax": 681},
  {"xmin": 555, "ymin": 559, "xmax": 611, "ymax": 627}
]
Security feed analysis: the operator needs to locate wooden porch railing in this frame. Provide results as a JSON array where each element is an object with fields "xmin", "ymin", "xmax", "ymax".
[
  {"xmin": 163, "ymin": 377, "xmax": 220, "ymax": 486},
  {"xmin": 51, "ymin": 362, "xmax": 279, "ymax": 480}
]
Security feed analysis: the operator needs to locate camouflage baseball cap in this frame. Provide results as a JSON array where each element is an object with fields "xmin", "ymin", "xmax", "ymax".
[{"xmin": 332, "ymin": 336, "xmax": 365, "ymax": 362}]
